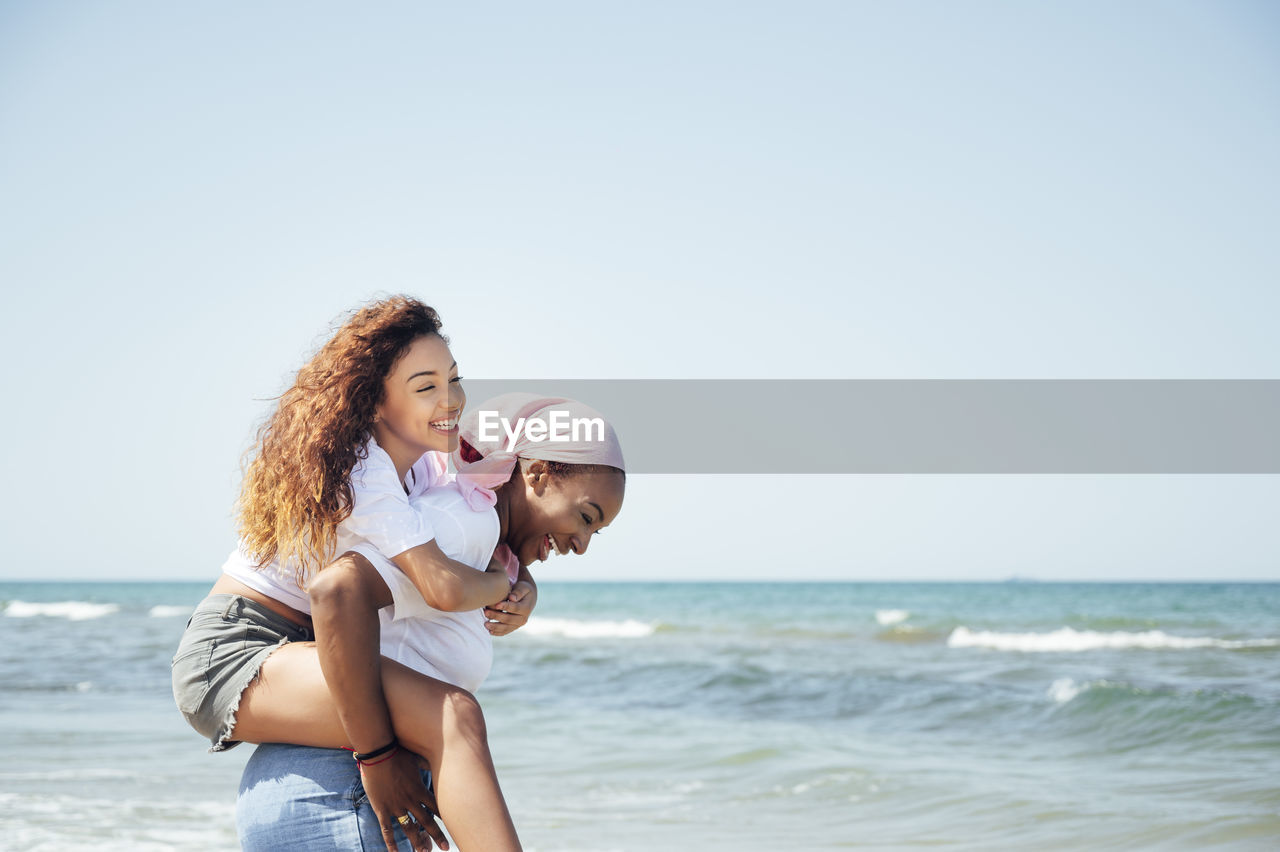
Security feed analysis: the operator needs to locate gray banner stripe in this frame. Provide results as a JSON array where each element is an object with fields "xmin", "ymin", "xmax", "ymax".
[{"xmin": 459, "ymin": 380, "xmax": 1280, "ymax": 473}]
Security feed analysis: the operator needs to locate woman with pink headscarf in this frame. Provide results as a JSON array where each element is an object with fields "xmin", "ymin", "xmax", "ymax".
[{"xmin": 234, "ymin": 394, "xmax": 626, "ymax": 852}]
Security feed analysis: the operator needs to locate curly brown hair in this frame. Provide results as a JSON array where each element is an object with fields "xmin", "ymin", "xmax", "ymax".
[{"xmin": 238, "ymin": 296, "xmax": 444, "ymax": 583}]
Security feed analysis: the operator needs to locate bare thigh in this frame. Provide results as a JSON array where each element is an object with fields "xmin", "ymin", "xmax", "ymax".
[
  {"xmin": 229, "ymin": 641, "xmax": 353, "ymax": 747},
  {"xmin": 231, "ymin": 642, "xmax": 516, "ymax": 850},
  {"xmin": 230, "ymin": 641, "xmax": 481, "ymax": 757}
]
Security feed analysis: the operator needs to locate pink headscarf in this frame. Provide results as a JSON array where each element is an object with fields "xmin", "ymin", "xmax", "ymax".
[{"xmin": 451, "ymin": 393, "xmax": 625, "ymax": 581}]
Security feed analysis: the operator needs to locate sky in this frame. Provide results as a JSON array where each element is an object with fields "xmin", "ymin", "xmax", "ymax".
[{"xmin": 1, "ymin": 1, "xmax": 1277, "ymax": 581}]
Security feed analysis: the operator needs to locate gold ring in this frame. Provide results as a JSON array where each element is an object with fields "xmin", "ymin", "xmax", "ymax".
[{"xmin": 397, "ymin": 814, "xmax": 412, "ymax": 826}]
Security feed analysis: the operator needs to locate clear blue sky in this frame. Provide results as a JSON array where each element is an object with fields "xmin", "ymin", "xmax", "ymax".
[{"xmin": 1, "ymin": 1, "xmax": 1277, "ymax": 581}]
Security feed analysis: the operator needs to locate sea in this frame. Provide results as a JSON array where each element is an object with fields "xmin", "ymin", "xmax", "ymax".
[{"xmin": 1, "ymin": 581, "xmax": 1278, "ymax": 851}]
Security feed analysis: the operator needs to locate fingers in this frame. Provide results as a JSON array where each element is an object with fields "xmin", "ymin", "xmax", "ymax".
[
  {"xmin": 378, "ymin": 817, "xmax": 404, "ymax": 852},
  {"xmin": 484, "ymin": 604, "xmax": 527, "ymax": 623},
  {"xmin": 410, "ymin": 801, "xmax": 449, "ymax": 851},
  {"xmin": 488, "ymin": 595, "xmax": 532, "ymax": 618},
  {"xmin": 365, "ymin": 752, "xmax": 447, "ymax": 852},
  {"xmin": 484, "ymin": 580, "xmax": 535, "ymax": 636},
  {"xmin": 483, "ymin": 608, "xmax": 524, "ymax": 636},
  {"xmin": 504, "ymin": 596, "xmax": 533, "ymax": 615},
  {"xmin": 379, "ymin": 808, "xmax": 448, "ymax": 852}
]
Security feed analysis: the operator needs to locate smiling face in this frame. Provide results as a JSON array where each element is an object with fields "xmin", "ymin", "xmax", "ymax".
[
  {"xmin": 504, "ymin": 462, "xmax": 626, "ymax": 567},
  {"xmin": 372, "ymin": 334, "xmax": 465, "ymax": 472}
]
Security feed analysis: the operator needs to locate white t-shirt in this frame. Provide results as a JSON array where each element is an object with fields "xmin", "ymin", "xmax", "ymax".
[
  {"xmin": 350, "ymin": 482, "xmax": 499, "ymax": 693},
  {"xmin": 221, "ymin": 438, "xmax": 450, "ymax": 614}
]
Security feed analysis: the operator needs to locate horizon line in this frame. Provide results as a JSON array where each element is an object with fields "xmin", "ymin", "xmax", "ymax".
[{"xmin": 2, "ymin": 577, "xmax": 1277, "ymax": 585}]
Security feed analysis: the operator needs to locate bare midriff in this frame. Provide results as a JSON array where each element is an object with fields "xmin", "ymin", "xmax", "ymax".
[{"xmin": 209, "ymin": 574, "xmax": 313, "ymax": 631}]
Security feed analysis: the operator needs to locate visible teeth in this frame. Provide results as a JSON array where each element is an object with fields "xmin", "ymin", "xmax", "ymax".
[{"xmin": 430, "ymin": 419, "xmax": 457, "ymax": 429}]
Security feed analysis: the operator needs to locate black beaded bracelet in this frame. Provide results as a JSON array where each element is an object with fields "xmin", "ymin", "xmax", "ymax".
[{"xmin": 352, "ymin": 738, "xmax": 399, "ymax": 762}]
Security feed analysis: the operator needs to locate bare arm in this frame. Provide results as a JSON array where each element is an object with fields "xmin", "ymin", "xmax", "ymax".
[
  {"xmin": 308, "ymin": 553, "xmax": 448, "ymax": 852},
  {"xmin": 484, "ymin": 565, "xmax": 538, "ymax": 636},
  {"xmin": 516, "ymin": 563, "xmax": 537, "ymax": 596},
  {"xmin": 308, "ymin": 552, "xmax": 396, "ymax": 752},
  {"xmin": 392, "ymin": 539, "xmax": 511, "ymax": 612}
]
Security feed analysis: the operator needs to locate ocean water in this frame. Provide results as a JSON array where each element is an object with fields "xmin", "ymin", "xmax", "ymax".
[{"xmin": 1, "ymin": 581, "xmax": 1278, "ymax": 851}]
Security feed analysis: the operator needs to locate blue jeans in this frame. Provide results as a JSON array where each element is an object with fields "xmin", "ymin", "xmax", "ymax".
[{"xmin": 237, "ymin": 743, "xmax": 433, "ymax": 851}]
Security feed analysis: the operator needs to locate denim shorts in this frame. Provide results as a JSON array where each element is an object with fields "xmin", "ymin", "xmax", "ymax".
[
  {"xmin": 238, "ymin": 743, "xmax": 434, "ymax": 851},
  {"xmin": 171, "ymin": 594, "xmax": 313, "ymax": 752}
]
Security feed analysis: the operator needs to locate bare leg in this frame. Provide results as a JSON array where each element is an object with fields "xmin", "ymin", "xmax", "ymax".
[{"xmin": 232, "ymin": 642, "xmax": 520, "ymax": 852}]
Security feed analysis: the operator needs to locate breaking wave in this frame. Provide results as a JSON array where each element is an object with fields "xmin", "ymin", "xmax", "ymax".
[
  {"xmin": 3, "ymin": 601, "xmax": 120, "ymax": 620},
  {"xmin": 148, "ymin": 605, "xmax": 192, "ymax": 618},
  {"xmin": 522, "ymin": 617, "xmax": 656, "ymax": 639},
  {"xmin": 947, "ymin": 626, "xmax": 1279, "ymax": 653}
]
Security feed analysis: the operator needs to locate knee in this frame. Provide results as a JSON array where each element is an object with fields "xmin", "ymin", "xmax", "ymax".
[
  {"xmin": 442, "ymin": 688, "xmax": 488, "ymax": 745},
  {"xmin": 308, "ymin": 552, "xmax": 376, "ymax": 608},
  {"xmin": 317, "ymin": 552, "xmax": 374, "ymax": 586}
]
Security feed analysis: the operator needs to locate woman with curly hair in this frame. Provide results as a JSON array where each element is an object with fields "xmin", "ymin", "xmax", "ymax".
[
  {"xmin": 173, "ymin": 297, "xmax": 534, "ymax": 851},
  {"xmin": 235, "ymin": 394, "xmax": 626, "ymax": 851}
]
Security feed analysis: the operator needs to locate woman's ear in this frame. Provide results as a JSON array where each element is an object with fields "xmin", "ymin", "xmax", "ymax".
[{"xmin": 524, "ymin": 459, "xmax": 551, "ymax": 494}]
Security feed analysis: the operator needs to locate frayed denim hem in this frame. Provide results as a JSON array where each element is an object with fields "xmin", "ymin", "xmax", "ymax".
[{"xmin": 208, "ymin": 634, "xmax": 293, "ymax": 753}]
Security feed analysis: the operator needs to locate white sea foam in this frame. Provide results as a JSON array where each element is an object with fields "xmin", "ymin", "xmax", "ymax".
[
  {"xmin": 0, "ymin": 767, "xmax": 138, "ymax": 782},
  {"xmin": 1047, "ymin": 678, "xmax": 1083, "ymax": 703},
  {"xmin": 948, "ymin": 626, "xmax": 1280, "ymax": 653},
  {"xmin": 522, "ymin": 617, "xmax": 655, "ymax": 639},
  {"xmin": 875, "ymin": 609, "xmax": 910, "ymax": 626},
  {"xmin": 3, "ymin": 600, "xmax": 119, "ymax": 620},
  {"xmin": 148, "ymin": 605, "xmax": 192, "ymax": 618},
  {"xmin": 0, "ymin": 790, "xmax": 237, "ymax": 851}
]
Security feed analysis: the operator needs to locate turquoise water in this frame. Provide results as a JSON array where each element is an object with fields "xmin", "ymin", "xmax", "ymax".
[{"xmin": 2, "ymin": 581, "xmax": 1278, "ymax": 850}]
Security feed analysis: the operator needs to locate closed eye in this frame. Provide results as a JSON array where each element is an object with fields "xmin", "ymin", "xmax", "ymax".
[{"xmin": 417, "ymin": 376, "xmax": 462, "ymax": 393}]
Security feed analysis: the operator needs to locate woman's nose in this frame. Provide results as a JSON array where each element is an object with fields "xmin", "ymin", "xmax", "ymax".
[
  {"xmin": 571, "ymin": 535, "xmax": 589, "ymax": 556},
  {"xmin": 447, "ymin": 382, "xmax": 464, "ymax": 411}
]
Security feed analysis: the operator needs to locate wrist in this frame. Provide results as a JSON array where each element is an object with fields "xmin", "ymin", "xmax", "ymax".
[
  {"xmin": 350, "ymin": 737, "xmax": 400, "ymax": 769},
  {"xmin": 356, "ymin": 747, "xmax": 401, "ymax": 770},
  {"xmin": 352, "ymin": 737, "xmax": 397, "ymax": 761},
  {"xmin": 346, "ymin": 726, "xmax": 396, "ymax": 756}
]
